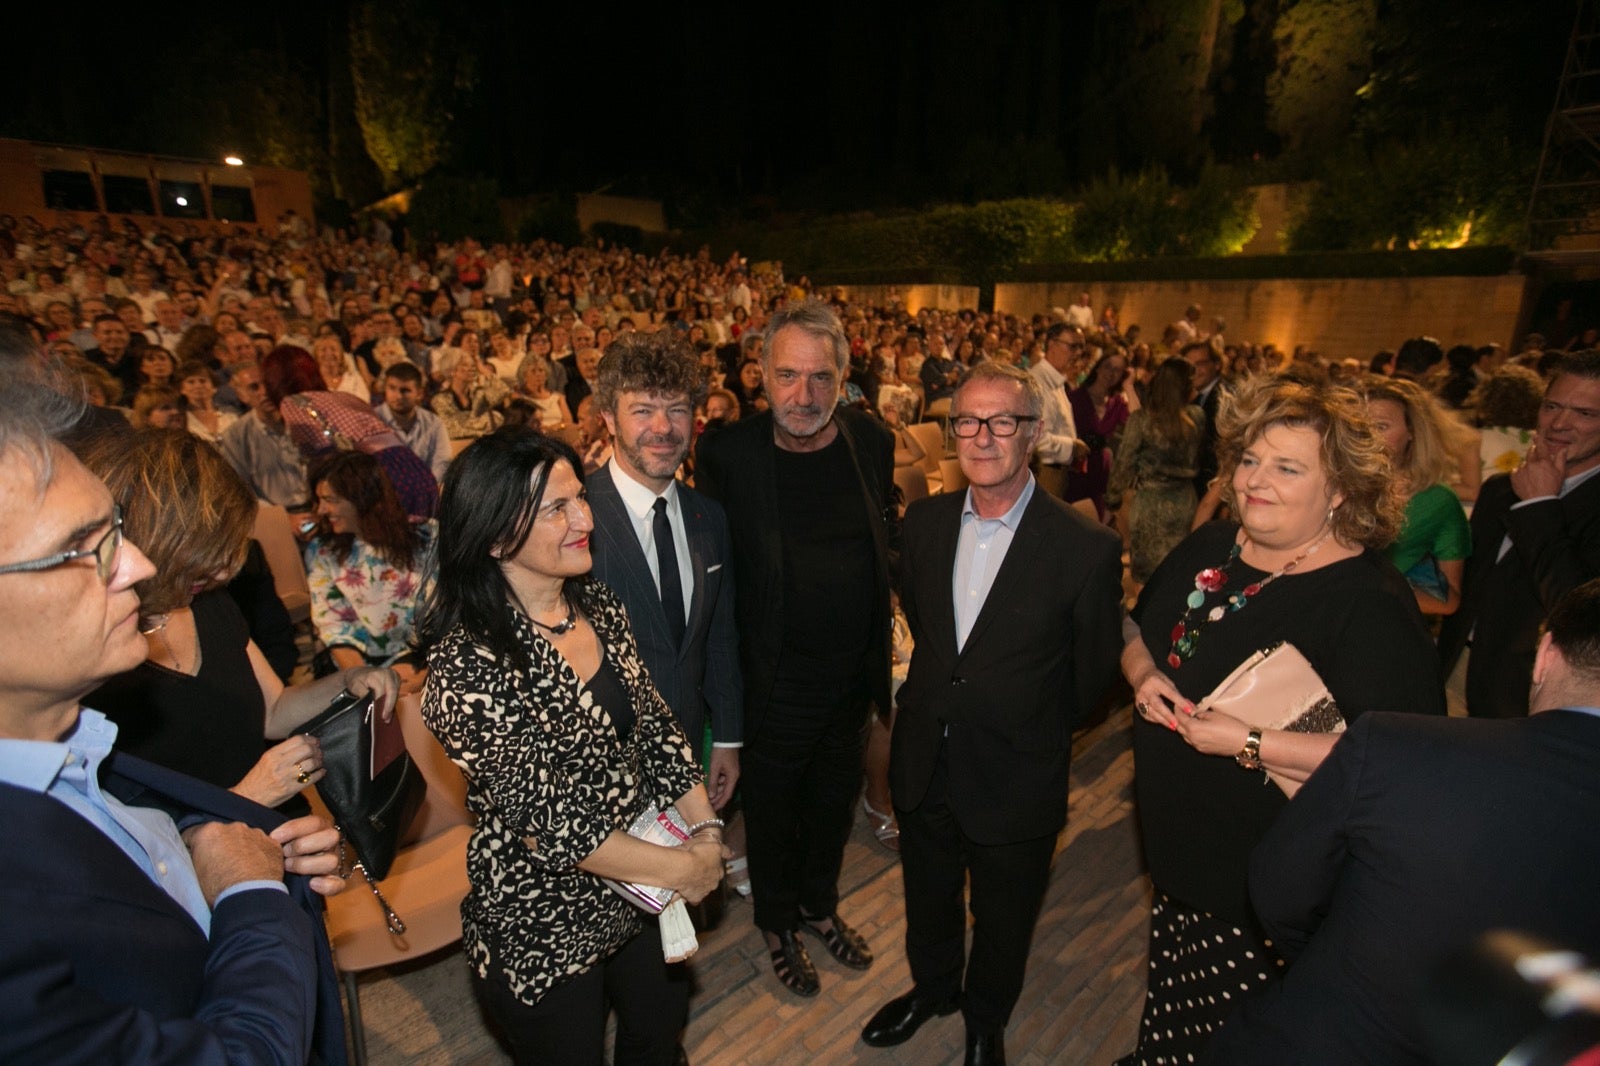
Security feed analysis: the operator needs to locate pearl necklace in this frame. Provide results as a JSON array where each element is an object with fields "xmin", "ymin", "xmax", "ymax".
[{"xmin": 1166, "ymin": 530, "xmax": 1330, "ymax": 668}]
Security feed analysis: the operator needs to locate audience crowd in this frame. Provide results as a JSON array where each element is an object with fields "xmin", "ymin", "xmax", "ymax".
[{"xmin": 2, "ymin": 207, "xmax": 1597, "ymax": 1065}]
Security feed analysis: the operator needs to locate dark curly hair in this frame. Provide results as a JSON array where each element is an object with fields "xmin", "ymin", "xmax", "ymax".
[
  {"xmin": 308, "ymin": 451, "xmax": 423, "ymax": 571},
  {"xmin": 593, "ymin": 330, "xmax": 707, "ymax": 413}
]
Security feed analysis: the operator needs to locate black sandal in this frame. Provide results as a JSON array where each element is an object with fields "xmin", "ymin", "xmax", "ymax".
[
  {"xmin": 769, "ymin": 929, "xmax": 820, "ymax": 997},
  {"xmin": 798, "ymin": 910, "xmax": 874, "ymax": 970}
]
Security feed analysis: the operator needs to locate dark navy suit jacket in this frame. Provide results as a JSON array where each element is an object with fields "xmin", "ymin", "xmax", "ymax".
[
  {"xmin": 586, "ymin": 464, "xmax": 742, "ymax": 757},
  {"xmin": 0, "ymin": 750, "xmax": 345, "ymax": 1064}
]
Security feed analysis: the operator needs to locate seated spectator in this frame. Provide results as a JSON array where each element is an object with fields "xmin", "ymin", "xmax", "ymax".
[
  {"xmin": 514, "ymin": 352, "xmax": 573, "ymax": 430},
  {"xmin": 176, "ymin": 360, "xmax": 236, "ymax": 443},
  {"xmin": 373, "ymin": 362, "xmax": 451, "ymax": 483},
  {"xmin": 484, "ymin": 326, "xmax": 521, "ymax": 383},
  {"xmin": 138, "ymin": 347, "xmax": 176, "ymax": 389},
  {"xmin": 261, "ymin": 344, "xmax": 438, "ymax": 519},
  {"xmin": 880, "ymin": 391, "xmax": 925, "ymax": 468},
  {"xmin": 131, "ymin": 385, "xmax": 184, "ymax": 430},
  {"xmin": 1067, "ymin": 351, "xmax": 1132, "ymax": 521},
  {"xmin": 218, "ymin": 363, "xmax": 309, "ymax": 509},
  {"xmin": 1209, "ymin": 578, "xmax": 1600, "ymax": 1065},
  {"xmin": 730, "ymin": 357, "xmax": 767, "ymax": 419},
  {"xmin": 305, "ymin": 451, "xmax": 434, "ymax": 691},
  {"xmin": 81, "ymin": 429, "xmax": 397, "ymax": 812},
  {"xmin": 432, "ymin": 346, "xmax": 510, "ymax": 439},
  {"xmin": 312, "ymin": 334, "xmax": 370, "ymax": 402}
]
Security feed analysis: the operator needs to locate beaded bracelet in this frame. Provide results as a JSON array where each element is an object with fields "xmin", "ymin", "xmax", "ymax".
[{"xmin": 684, "ymin": 818, "xmax": 726, "ymax": 837}]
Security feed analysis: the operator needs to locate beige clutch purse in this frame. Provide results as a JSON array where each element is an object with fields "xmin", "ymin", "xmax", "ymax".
[{"xmin": 1197, "ymin": 641, "xmax": 1345, "ymax": 797}]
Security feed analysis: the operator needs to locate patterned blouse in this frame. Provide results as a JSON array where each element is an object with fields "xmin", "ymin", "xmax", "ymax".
[
  {"xmin": 422, "ymin": 580, "xmax": 702, "ymax": 1006},
  {"xmin": 305, "ymin": 523, "xmax": 434, "ymax": 660}
]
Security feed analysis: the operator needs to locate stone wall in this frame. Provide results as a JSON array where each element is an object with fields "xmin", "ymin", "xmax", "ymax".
[
  {"xmin": 826, "ymin": 283, "xmax": 982, "ymax": 314},
  {"xmin": 995, "ymin": 275, "xmax": 1530, "ymax": 362}
]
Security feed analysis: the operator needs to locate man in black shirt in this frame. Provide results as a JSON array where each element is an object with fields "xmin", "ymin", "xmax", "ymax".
[{"xmin": 696, "ymin": 301, "xmax": 897, "ymax": 1000}]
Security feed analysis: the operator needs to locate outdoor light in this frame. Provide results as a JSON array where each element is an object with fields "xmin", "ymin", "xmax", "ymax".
[
  {"xmin": 175, "ymin": 197, "xmax": 188, "ymax": 207},
  {"xmin": 224, "ymin": 155, "xmax": 244, "ymax": 166}
]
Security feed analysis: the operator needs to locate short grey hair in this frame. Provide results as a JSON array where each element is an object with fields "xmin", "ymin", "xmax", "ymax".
[
  {"xmin": 954, "ymin": 361, "xmax": 1045, "ymax": 421},
  {"xmin": 0, "ymin": 382, "xmax": 84, "ymax": 489},
  {"xmin": 761, "ymin": 300, "xmax": 850, "ymax": 375}
]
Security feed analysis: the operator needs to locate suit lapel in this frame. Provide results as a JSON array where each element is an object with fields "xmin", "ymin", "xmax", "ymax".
[
  {"xmin": 590, "ymin": 471, "xmax": 674, "ymax": 648},
  {"xmin": 958, "ymin": 491, "xmax": 1049, "ymax": 658},
  {"xmin": 927, "ymin": 495, "xmax": 963, "ymax": 659},
  {"xmin": 682, "ymin": 501, "xmax": 714, "ymax": 653}
]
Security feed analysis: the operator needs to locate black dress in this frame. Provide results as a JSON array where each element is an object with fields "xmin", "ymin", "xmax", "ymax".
[
  {"xmin": 85, "ymin": 590, "xmax": 307, "ymax": 816},
  {"xmin": 1117, "ymin": 522, "xmax": 1445, "ymax": 1065}
]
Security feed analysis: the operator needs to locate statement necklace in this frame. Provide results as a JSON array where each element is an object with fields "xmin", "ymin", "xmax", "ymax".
[
  {"xmin": 1166, "ymin": 530, "xmax": 1330, "ymax": 668},
  {"xmin": 528, "ymin": 598, "xmax": 577, "ymax": 636}
]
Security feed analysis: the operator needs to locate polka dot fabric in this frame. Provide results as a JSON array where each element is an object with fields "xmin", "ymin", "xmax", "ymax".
[{"xmin": 1113, "ymin": 892, "xmax": 1285, "ymax": 1065}]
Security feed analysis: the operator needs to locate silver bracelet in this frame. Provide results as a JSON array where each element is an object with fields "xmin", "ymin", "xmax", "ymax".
[{"xmin": 684, "ymin": 818, "xmax": 726, "ymax": 837}]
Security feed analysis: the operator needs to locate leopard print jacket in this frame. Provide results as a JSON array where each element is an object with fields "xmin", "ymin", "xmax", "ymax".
[{"xmin": 423, "ymin": 579, "xmax": 702, "ymax": 1006}]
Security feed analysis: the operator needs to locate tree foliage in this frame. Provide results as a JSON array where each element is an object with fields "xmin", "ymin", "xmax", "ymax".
[
  {"xmin": 1267, "ymin": 0, "xmax": 1377, "ymax": 158},
  {"xmin": 1286, "ymin": 129, "xmax": 1530, "ymax": 251},
  {"xmin": 348, "ymin": 0, "xmax": 474, "ymax": 189},
  {"xmin": 1072, "ymin": 164, "xmax": 1258, "ymax": 260}
]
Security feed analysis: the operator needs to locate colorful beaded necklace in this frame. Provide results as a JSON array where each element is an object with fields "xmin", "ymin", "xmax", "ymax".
[{"xmin": 1166, "ymin": 530, "xmax": 1330, "ymax": 668}]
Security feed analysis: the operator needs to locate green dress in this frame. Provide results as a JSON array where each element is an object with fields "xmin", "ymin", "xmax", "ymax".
[
  {"xmin": 1385, "ymin": 482, "xmax": 1471, "ymax": 602},
  {"xmin": 1107, "ymin": 405, "xmax": 1203, "ymax": 582}
]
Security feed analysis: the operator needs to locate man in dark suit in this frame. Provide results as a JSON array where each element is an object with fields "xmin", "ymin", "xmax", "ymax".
[
  {"xmin": 1208, "ymin": 577, "xmax": 1600, "ymax": 1065},
  {"xmin": 1439, "ymin": 350, "xmax": 1600, "ymax": 717},
  {"xmin": 696, "ymin": 301, "xmax": 897, "ymax": 998},
  {"xmin": 586, "ymin": 330, "xmax": 742, "ymax": 808},
  {"xmin": 1184, "ymin": 340, "xmax": 1226, "ymax": 499},
  {"xmin": 862, "ymin": 362, "xmax": 1123, "ymax": 1066},
  {"xmin": 0, "ymin": 379, "xmax": 348, "ymax": 1064}
]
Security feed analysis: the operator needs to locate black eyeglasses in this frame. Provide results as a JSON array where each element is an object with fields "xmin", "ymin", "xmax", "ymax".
[
  {"xmin": 950, "ymin": 414, "xmax": 1038, "ymax": 438},
  {"xmin": 0, "ymin": 505, "xmax": 124, "ymax": 584}
]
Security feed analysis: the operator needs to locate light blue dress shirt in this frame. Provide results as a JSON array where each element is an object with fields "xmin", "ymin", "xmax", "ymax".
[
  {"xmin": 952, "ymin": 474, "xmax": 1036, "ymax": 651},
  {"xmin": 0, "ymin": 709, "xmax": 283, "ymax": 936}
]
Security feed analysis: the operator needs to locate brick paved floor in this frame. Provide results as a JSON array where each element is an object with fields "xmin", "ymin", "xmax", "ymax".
[{"xmin": 354, "ymin": 705, "xmax": 1149, "ymax": 1065}]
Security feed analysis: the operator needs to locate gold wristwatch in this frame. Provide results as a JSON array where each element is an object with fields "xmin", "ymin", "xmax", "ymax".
[{"xmin": 1235, "ymin": 728, "xmax": 1263, "ymax": 770}]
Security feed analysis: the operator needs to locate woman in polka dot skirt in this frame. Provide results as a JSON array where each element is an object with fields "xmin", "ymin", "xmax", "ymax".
[{"xmin": 1114, "ymin": 378, "xmax": 1447, "ymax": 1064}]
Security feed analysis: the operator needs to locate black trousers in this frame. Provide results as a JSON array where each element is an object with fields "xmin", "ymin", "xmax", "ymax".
[
  {"xmin": 744, "ymin": 668, "xmax": 871, "ymax": 932},
  {"xmin": 472, "ymin": 929, "xmax": 687, "ymax": 1066},
  {"xmin": 897, "ymin": 745, "xmax": 1058, "ymax": 1035}
]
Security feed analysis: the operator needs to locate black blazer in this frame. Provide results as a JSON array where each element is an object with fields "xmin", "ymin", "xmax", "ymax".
[
  {"xmin": 890, "ymin": 486, "xmax": 1124, "ymax": 845},
  {"xmin": 0, "ymin": 749, "xmax": 344, "ymax": 1065},
  {"xmin": 1209, "ymin": 710, "xmax": 1600, "ymax": 1065},
  {"xmin": 586, "ymin": 464, "xmax": 743, "ymax": 756},
  {"xmin": 695, "ymin": 407, "xmax": 898, "ymax": 736},
  {"xmin": 1437, "ymin": 471, "xmax": 1600, "ymax": 717}
]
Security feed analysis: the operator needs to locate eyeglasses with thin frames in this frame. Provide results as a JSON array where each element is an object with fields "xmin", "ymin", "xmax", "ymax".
[
  {"xmin": 950, "ymin": 414, "xmax": 1039, "ymax": 439},
  {"xmin": 0, "ymin": 505, "xmax": 124, "ymax": 584}
]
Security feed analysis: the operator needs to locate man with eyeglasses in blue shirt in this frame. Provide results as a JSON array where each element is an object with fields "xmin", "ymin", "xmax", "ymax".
[
  {"xmin": 0, "ymin": 374, "xmax": 349, "ymax": 1063},
  {"xmin": 864, "ymin": 361, "xmax": 1123, "ymax": 1066}
]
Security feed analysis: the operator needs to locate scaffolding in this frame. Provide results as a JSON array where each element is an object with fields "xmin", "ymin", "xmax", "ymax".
[{"xmin": 1527, "ymin": 0, "xmax": 1600, "ymax": 249}]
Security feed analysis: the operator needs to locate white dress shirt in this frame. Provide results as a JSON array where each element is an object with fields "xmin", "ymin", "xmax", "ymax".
[
  {"xmin": 607, "ymin": 457, "xmax": 694, "ymax": 627},
  {"xmin": 1028, "ymin": 359, "xmax": 1080, "ymax": 466}
]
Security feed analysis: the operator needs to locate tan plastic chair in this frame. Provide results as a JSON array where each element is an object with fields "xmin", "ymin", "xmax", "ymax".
[
  {"xmin": 893, "ymin": 465, "xmax": 930, "ymax": 512},
  {"xmin": 939, "ymin": 457, "xmax": 969, "ymax": 494},
  {"xmin": 315, "ymin": 692, "xmax": 472, "ymax": 1065},
  {"xmin": 905, "ymin": 421, "xmax": 947, "ymax": 491},
  {"xmin": 253, "ymin": 504, "xmax": 311, "ymax": 624}
]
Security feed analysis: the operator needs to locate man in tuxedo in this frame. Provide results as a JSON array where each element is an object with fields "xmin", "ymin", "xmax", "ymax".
[
  {"xmin": 862, "ymin": 362, "xmax": 1123, "ymax": 1066},
  {"xmin": 0, "ymin": 378, "xmax": 348, "ymax": 1063},
  {"xmin": 1208, "ymin": 578, "xmax": 1600, "ymax": 1065},
  {"xmin": 585, "ymin": 330, "xmax": 742, "ymax": 808},
  {"xmin": 696, "ymin": 301, "xmax": 896, "ymax": 998},
  {"xmin": 1439, "ymin": 350, "xmax": 1600, "ymax": 717}
]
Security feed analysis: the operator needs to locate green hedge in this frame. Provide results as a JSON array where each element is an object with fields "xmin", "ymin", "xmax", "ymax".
[{"xmin": 1002, "ymin": 246, "xmax": 1517, "ymax": 282}]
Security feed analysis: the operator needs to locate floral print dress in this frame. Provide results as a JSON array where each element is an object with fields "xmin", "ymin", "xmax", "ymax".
[{"xmin": 305, "ymin": 522, "xmax": 435, "ymax": 661}]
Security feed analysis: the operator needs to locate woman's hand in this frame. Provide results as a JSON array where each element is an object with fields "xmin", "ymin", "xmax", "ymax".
[
  {"xmin": 676, "ymin": 837, "xmax": 730, "ymax": 905},
  {"xmin": 343, "ymin": 665, "xmax": 400, "ymax": 722},
  {"xmin": 1132, "ymin": 668, "xmax": 1191, "ymax": 731},
  {"xmin": 233, "ymin": 735, "xmax": 324, "ymax": 808},
  {"xmin": 1175, "ymin": 707, "xmax": 1252, "ymax": 758},
  {"xmin": 395, "ymin": 662, "xmax": 428, "ymax": 697}
]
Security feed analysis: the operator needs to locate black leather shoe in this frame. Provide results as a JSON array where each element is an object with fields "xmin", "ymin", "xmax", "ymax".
[
  {"xmin": 965, "ymin": 1030, "xmax": 1006, "ymax": 1066},
  {"xmin": 860, "ymin": 991, "xmax": 959, "ymax": 1048},
  {"xmin": 768, "ymin": 929, "xmax": 820, "ymax": 997},
  {"xmin": 798, "ymin": 910, "xmax": 873, "ymax": 969}
]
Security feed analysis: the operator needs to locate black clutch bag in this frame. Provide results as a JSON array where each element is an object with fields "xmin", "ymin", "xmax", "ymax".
[{"xmin": 296, "ymin": 690, "xmax": 424, "ymax": 884}]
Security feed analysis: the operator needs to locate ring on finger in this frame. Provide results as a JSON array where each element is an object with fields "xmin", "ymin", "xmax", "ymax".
[{"xmin": 296, "ymin": 762, "xmax": 311, "ymax": 784}]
